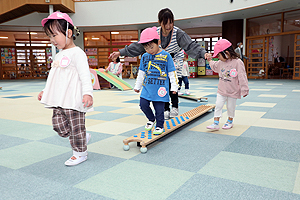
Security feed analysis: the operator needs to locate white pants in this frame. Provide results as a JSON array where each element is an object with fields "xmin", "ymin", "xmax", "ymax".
[{"xmin": 214, "ymin": 93, "xmax": 237, "ymax": 118}]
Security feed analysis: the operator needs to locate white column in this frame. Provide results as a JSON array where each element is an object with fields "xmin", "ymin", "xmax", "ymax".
[
  {"xmin": 49, "ymin": 5, "xmax": 56, "ymax": 59},
  {"xmin": 243, "ymin": 18, "xmax": 247, "ymax": 55}
]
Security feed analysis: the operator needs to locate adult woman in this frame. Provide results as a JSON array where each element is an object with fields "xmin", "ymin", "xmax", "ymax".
[{"xmin": 109, "ymin": 8, "xmax": 210, "ymax": 119}]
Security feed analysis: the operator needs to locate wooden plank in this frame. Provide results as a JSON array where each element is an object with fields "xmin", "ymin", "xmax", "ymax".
[
  {"xmin": 178, "ymin": 95, "xmax": 208, "ymax": 102},
  {"xmin": 123, "ymin": 105, "xmax": 215, "ymax": 153}
]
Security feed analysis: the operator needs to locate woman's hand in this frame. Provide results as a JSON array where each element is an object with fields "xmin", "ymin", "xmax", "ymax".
[{"xmin": 109, "ymin": 51, "xmax": 121, "ymax": 60}]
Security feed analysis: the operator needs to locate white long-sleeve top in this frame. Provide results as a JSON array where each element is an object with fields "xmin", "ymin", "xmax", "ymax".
[
  {"xmin": 41, "ymin": 46, "xmax": 93, "ymax": 112},
  {"xmin": 182, "ymin": 60, "xmax": 189, "ymax": 77}
]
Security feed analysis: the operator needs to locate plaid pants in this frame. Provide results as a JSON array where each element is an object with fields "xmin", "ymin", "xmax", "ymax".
[{"xmin": 52, "ymin": 107, "xmax": 87, "ymax": 152}]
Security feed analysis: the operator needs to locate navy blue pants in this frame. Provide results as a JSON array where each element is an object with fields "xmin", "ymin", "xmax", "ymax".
[
  {"xmin": 178, "ymin": 76, "xmax": 189, "ymax": 90},
  {"xmin": 140, "ymin": 97, "xmax": 164, "ymax": 128}
]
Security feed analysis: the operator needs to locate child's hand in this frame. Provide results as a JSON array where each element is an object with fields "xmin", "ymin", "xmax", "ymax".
[
  {"xmin": 172, "ymin": 91, "xmax": 177, "ymax": 94},
  {"xmin": 37, "ymin": 91, "xmax": 43, "ymax": 101},
  {"xmin": 134, "ymin": 89, "xmax": 140, "ymax": 93},
  {"xmin": 82, "ymin": 94, "xmax": 93, "ymax": 108}
]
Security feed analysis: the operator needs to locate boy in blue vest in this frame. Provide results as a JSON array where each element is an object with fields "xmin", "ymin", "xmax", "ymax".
[{"xmin": 134, "ymin": 27, "xmax": 178, "ymax": 135}]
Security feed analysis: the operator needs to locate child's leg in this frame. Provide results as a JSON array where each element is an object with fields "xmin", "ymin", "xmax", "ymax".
[
  {"xmin": 152, "ymin": 101, "xmax": 165, "ymax": 128},
  {"xmin": 64, "ymin": 109, "xmax": 87, "ymax": 153},
  {"xmin": 214, "ymin": 93, "xmax": 227, "ymax": 122},
  {"xmin": 207, "ymin": 94, "xmax": 226, "ymax": 130},
  {"xmin": 226, "ymin": 96, "xmax": 237, "ymax": 122},
  {"xmin": 182, "ymin": 76, "xmax": 189, "ymax": 89},
  {"xmin": 140, "ymin": 97, "xmax": 155, "ymax": 122},
  {"xmin": 52, "ymin": 107, "xmax": 71, "ymax": 138}
]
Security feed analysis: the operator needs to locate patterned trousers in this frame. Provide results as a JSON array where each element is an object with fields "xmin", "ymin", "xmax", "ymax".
[{"xmin": 52, "ymin": 107, "xmax": 87, "ymax": 152}]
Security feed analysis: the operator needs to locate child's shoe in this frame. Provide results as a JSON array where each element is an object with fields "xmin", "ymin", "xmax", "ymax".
[
  {"xmin": 170, "ymin": 107, "xmax": 179, "ymax": 118},
  {"xmin": 145, "ymin": 121, "xmax": 155, "ymax": 131},
  {"xmin": 178, "ymin": 89, "xmax": 184, "ymax": 95},
  {"xmin": 222, "ymin": 122, "xmax": 233, "ymax": 129},
  {"xmin": 86, "ymin": 132, "xmax": 91, "ymax": 144},
  {"xmin": 153, "ymin": 127, "xmax": 164, "ymax": 135},
  {"xmin": 185, "ymin": 89, "xmax": 190, "ymax": 95},
  {"xmin": 65, "ymin": 151, "xmax": 87, "ymax": 166},
  {"xmin": 164, "ymin": 111, "xmax": 170, "ymax": 120},
  {"xmin": 206, "ymin": 123, "xmax": 220, "ymax": 130}
]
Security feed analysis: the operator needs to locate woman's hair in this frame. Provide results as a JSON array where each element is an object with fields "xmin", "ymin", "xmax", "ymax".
[
  {"xmin": 158, "ymin": 8, "xmax": 174, "ymax": 25},
  {"xmin": 43, "ymin": 19, "xmax": 80, "ymax": 40},
  {"xmin": 116, "ymin": 57, "xmax": 120, "ymax": 63},
  {"xmin": 141, "ymin": 39, "xmax": 159, "ymax": 47},
  {"xmin": 219, "ymin": 46, "xmax": 239, "ymax": 60}
]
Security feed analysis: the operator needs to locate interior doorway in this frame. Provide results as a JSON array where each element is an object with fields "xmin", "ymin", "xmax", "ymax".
[{"xmin": 246, "ymin": 33, "xmax": 299, "ymax": 79}]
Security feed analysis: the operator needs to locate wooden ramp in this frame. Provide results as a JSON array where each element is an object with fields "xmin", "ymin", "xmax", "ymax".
[
  {"xmin": 178, "ymin": 94, "xmax": 208, "ymax": 102},
  {"xmin": 123, "ymin": 104, "xmax": 215, "ymax": 153},
  {"xmin": 96, "ymin": 69, "xmax": 133, "ymax": 91}
]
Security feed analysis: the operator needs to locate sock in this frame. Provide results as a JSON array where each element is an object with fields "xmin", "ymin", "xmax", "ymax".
[
  {"xmin": 227, "ymin": 119, "xmax": 233, "ymax": 123},
  {"xmin": 214, "ymin": 120, "xmax": 219, "ymax": 125}
]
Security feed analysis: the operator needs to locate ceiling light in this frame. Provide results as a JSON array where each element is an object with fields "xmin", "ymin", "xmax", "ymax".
[
  {"xmin": 111, "ymin": 32, "xmax": 119, "ymax": 34},
  {"xmin": 92, "ymin": 37, "xmax": 100, "ymax": 40},
  {"xmin": 0, "ymin": 36, "xmax": 8, "ymax": 39},
  {"xmin": 131, "ymin": 40, "xmax": 138, "ymax": 42},
  {"xmin": 27, "ymin": 32, "xmax": 37, "ymax": 34}
]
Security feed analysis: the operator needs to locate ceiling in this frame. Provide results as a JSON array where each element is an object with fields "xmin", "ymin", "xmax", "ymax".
[
  {"xmin": 0, "ymin": 0, "xmax": 300, "ymax": 37},
  {"xmin": 76, "ymin": 0, "xmax": 300, "ymax": 37},
  {"xmin": 0, "ymin": 5, "xmax": 73, "ymax": 24}
]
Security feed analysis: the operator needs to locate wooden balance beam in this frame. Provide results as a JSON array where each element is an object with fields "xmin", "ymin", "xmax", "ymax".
[
  {"xmin": 178, "ymin": 95, "xmax": 208, "ymax": 102},
  {"xmin": 123, "ymin": 104, "xmax": 215, "ymax": 153}
]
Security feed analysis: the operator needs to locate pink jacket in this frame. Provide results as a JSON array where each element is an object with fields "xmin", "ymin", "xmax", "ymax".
[{"xmin": 209, "ymin": 58, "xmax": 249, "ymax": 99}]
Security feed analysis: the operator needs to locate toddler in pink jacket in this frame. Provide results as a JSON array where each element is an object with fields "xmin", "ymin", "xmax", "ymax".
[{"xmin": 206, "ymin": 39, "xmax": 249, "ymax": 130}]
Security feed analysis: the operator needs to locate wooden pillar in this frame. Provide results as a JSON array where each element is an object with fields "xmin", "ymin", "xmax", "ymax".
[{"xmin": 222, "ymin": 19, "xmax": 243, "ymax": 49}]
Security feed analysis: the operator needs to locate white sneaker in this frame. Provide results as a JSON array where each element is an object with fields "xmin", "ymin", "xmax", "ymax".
[
  {"xmin": 170, "ymin": 107, "xmax": 179, "ymax": 118},
  {"xmin": 65, "ymin": 151, "xmax": 88, "ymax": 166},
  {"xmin": 222, "ymin": 122, "xmax": 233, "ymax": 129},
  {"xmin": 164, "ymin": 111, "xmax": 170, "ymax": 120},
  {"xmin": 206, "ymin": 123, "xmax": 220, "ymax": 130},
  {"xmin": 145, "ymin": 121, "xmax": 155, "ymax": 131},
  {"xmin": 185, "ymin": 90, "xmax": 190, "ymax": 95},
  {"xmin": 178, "ymin": 90, "xmax": 184, "ymax": 95},
  {"xmin": 86, "ymin": 133, "xmax": 91, "ymax": 144},
  {"xmin": 153, "ymin": 127, "xmax": 164, "ymax": 135}
]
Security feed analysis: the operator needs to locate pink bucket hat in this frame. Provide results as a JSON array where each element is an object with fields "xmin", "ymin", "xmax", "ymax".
[
  {"xmin": 213, "ymin": 39, "xmax": 232, "ymax": 58},
  {"xmin": 138, "ymin": 27, "xmax": 160, "ymax": 44},
  {"xmin": 41, "ymin": 11, "xmax": 73, "ymax": 27}
]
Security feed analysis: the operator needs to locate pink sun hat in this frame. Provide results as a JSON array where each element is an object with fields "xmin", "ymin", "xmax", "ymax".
[
  {"xmin": 41, "ymin": 11, "xmax": 74, "ymax": 27},
  {"xmin": 138, "ymin": 26, "xmax": 160, "ymax": 44},
  {"xmin": 213, "ymin": 39, "xmax": 232, "ymax": 58}
]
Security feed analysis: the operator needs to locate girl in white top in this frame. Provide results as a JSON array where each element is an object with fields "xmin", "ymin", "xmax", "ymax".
[
  {"xmin": 106, "ymin": 56, "xmax": 123, "ymax": 79},
  {"xmin": 38, "ymin": 12, "xmax": 93, "ymax": 166},
  {"xmin": 178, "ymin": 54, "xmax": 190, "ymax": 95}
]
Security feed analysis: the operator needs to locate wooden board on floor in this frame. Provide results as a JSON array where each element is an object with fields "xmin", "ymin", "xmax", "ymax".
[
  {"xmin": 178, "ymin": 95, "xmax": 208, "ymax": 102},
  {"xmin": 123, "ymin": 104, "xmax": 215, "ymax": 153}
]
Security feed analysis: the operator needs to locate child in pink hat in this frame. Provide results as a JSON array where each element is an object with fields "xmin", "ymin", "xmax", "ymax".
[
  {"xmin": 134, "ymin": 27, "xmax": 178, "ymax": 135},
  {"xmin": 38, "ymin": 12, "xmax": 93, "ymax": 166},
  {"xmin": 206, "ymin": 39, "xmax": 249, "ymax": 130}
]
